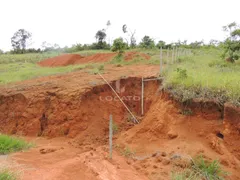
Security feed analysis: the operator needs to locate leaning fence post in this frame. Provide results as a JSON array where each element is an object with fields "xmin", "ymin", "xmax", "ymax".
[
  {"xmin": 174, "ymin": 47, "xmax": 177, "ymax": 62},
  {"xmin": 109, "ymin": 114, "xmax": 113, "ymax": 159}
]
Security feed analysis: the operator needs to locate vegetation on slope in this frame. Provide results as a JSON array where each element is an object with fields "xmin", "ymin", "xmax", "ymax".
[{"xmin": 163, "ymin": 49, "xmax": 240, "ymax": 107}]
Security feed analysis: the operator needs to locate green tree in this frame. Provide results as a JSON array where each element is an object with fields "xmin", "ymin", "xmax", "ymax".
[
  {"xmin": 111, "ymin": 38, "xmax": 127, "ymax": 54},
  {"xmin": 11, "ymin": 29, "xmax": 32, "ymax": 53},
  {"xmin": 95, "ymin": 29, "xmax": 106, "ymax": 43},
  {"xmin": 209, "ymin": 39, "xmax": 219, "ymax": 47},
  {"xmin": 95, "ymin": 29, "xmax": 107, "ymax": 49},
  {"xmin": 156, "ymin": 40, "xmax": 166, "ymax": 49},
  {"xmin": 0, "ymin": 49, "xmax": 3, "ymax": 54},
  {"xmin": 222, "ymin": 22, "xmax": 240, "ymax": 62},
  {"xmin": 189, "ymin": 40, "xmax": 204, "ymax": 49},
  {"xmin": 140, "ymin": 36, "xmax": 155, "ymax": 49}
]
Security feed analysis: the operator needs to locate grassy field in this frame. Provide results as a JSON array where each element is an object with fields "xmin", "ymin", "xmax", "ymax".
[
  {"xmin": 0, "ymin": 48, "xmax": 239, "ymax": 106},
  {"xmin": 0, "ymin": 50, "xmax": 111, "ymax": 64},
  {"xmin": 0, "ymin": 62, "xmax": 105, "ymax": 84},
  {"xmin": 163, "ymin": 49, "xmax": 240, "ymax": 106},
  {"xmin": 0, "ymin": 52, "xmax": 60, "ymax": 64}
]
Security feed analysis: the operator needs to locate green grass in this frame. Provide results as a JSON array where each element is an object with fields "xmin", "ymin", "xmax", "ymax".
[
  {"xmin": 1, "ymin": 49, "xmax": 239, "ymax": 108},
  {"xmin": 0, "ymin": 169, "xmax": 17, "ymax": 180},
  {"xmin": 0, "ymin": 63, "xmax": 104, "ymax": 84},
  {"xmin": 0, "ymin": 50, "xmax": 112, "ymax": 64},
  {"xmin": 0, "ymin": 134, "xmax": 32, "ymax": 154},
  {"xmin": 163, "ymin": 49, "xmax": 240, "ymax": 106},
  {"xmin": 0, "ymin": 52, "xmax": 60, "ymax": 64},
  {"xmin": 75, "ymin": 49, "xmax": 111, "ymax": 56},
  {"xmin": 109, "ymin": 52, "xmax": 150, "ymax": 66},
  {"xmin": 171, "ymin": 156, "xmax": 229, "ymax": 180}
]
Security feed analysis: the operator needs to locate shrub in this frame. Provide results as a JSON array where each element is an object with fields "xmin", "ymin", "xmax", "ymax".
[
  {"xmin": 0, "ymin": 134, "xmax": 32, "ymax": 154},
  {"xmin": 111, "ymin": 38, "xmax": 127, "ymax": 54},
  {"xmin": 176, "ymin": 68, "xmax": 188, "ymax": 79}
]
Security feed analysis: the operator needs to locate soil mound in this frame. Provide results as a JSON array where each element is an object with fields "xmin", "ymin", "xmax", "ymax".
[
  {"xmin": 38, "ymin": 52, "xmax": 150, "ymax": 67},
  {"xmin": 38, "ymin": 54, "xmax": 83, "ymax": 67},
  {"xmin": 74, "ymin": 53, "xmax": 116, "ymax": 64},
  {"xmin": 124, "ymin": 52, "xmax": 151, "ymax": 61}
]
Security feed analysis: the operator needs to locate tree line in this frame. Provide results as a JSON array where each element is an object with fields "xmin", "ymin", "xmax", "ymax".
[{"xmin": 0, "ymin": 21, "xmax": 239, "ymax": 62}]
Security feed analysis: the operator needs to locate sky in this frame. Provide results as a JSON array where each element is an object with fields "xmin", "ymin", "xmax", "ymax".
[{"xmin": 0, "ymin": 0, "xmax": 239, "ymax": 51}]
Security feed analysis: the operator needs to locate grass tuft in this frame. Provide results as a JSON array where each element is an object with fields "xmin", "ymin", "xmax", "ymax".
[
  {"xmin": 121, "ymin": 146, "xmax": 135, "ymax": 157},
  {"xmin": 0, "ymin": 134, "xmax": 32, "ymax": 154},
  {"xmin": 0, "ymin": 169, "xmax": 17, "ymax": 180},
  {"xmin": 171, "ymin": 156, "xmax": 229, "ymax": 180}
]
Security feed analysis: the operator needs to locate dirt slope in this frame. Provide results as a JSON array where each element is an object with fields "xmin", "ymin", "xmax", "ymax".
[
  {"xmin": 38, "ymin": 54, "xmax": 83, "ymax": 67},
  {"xmin": 38, "ymin": 52, "xmax": 151, "ymax": 67},
  {"xmin": 0, "ymin": 64, "xmax": 240, "ymax": 179}
]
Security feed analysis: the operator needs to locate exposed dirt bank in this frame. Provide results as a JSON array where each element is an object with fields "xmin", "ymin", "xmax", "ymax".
[
  {"xmin": 38, "ymin": 52, "xmax": 150, "ymax": 67},
  {"xmin": 0, "ymin": 64, "xmax": 239, "ymax": 179}
]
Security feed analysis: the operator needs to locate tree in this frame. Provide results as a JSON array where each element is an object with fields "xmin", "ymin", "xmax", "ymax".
[
  {"xmin": 95, "ymin": 29, "xmax": 106, "ymax": 43},
  {"xmin": 111, "ymin": 38, "xmax": 127, "ymax": 54},
  {"xmin": 156, "ymin": 40, "xmax": 166, "ymax": 49},
  {"xmin": 122, "ymin": 24, "xmax": 137, "ymax": 48},
  {"xmin": 139, "ymin": 36, "xmax": 155, "ymax": 49},
  {"xmin": 106, "ymin": 20, "xmax": 111, "ymax": 45},
  {"xmin": 222, "ymin": 22, "xmax": 240, "ymax": 62},
  {"xmin": 189, "ymin": 40, "xmax": 204, "ymax": 49},
  {"xmin": 106, "ymin": 20, "xmax": 111, "ymax": 27},
  {"xmin": 95, "ymin": 29, "xmax": 107, "ymax": 49},
  {"xmin": 209, "ymin": 39, "xmax": 219, "ymax": 47},
  {"xmin": 0, "ymin": 49, "xmax": 3, "ymax": 54},
  {"xmin": 11, "ymin": 29, "xmax": 32, "ymax": 53}
]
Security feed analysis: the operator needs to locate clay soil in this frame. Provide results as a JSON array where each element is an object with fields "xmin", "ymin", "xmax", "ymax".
[
  {"xmin": 0, "ymin": 64, "xmax": 240, "ymax": 180},
  {"xmin": 38, "ymin": 52, "xmax": 151, "ymax": 67}
]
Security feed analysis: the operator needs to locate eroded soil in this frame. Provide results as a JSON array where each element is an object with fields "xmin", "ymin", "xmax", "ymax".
[{"xmin": 0, "ymin": 64, "xmax": 240, "ymax": 180}]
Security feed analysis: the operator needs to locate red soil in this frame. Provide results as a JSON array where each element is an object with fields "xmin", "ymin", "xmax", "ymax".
[
  {"xmin": 38, "ymin": 54, "xmax": 83, "ymax": 67},
  {"xmin": 38, "ymin": 52, "xmax": 151, "ymax": 67},
  {"xmin": 74, "ymin": 53, "xmax": 116, "ymax": 64},
  {"xmin": 124, "ymin": 51, "xmax": 151, "ymax": 61},
  {"xmin": 0, "ymin": 64, "xmax": 240, "ymax": 179}
]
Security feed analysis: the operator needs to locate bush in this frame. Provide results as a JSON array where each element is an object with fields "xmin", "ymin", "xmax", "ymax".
[
  {"xmin": 0, "ymin": 134, "xmax": 32, "ymax": 154},
  {"xmin": 139, "ymin": 36, "xmax": 155, "ymax": 49},
  {"xmin": 111, "ymin": 38, "xmax": 127, "ymax": 54},
  {"xmin": 176, "ymin": 68, "xmax": 188, "ymax": 79}
]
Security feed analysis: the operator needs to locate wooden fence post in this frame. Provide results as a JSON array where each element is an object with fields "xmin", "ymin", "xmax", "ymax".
[
  {"xmin": 160, "ymin": 47, "xmax": 163, "ymax": 75},
  {"xmin": 109, "ymin": 114, "xmax": 113, "ymax": 159}
]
